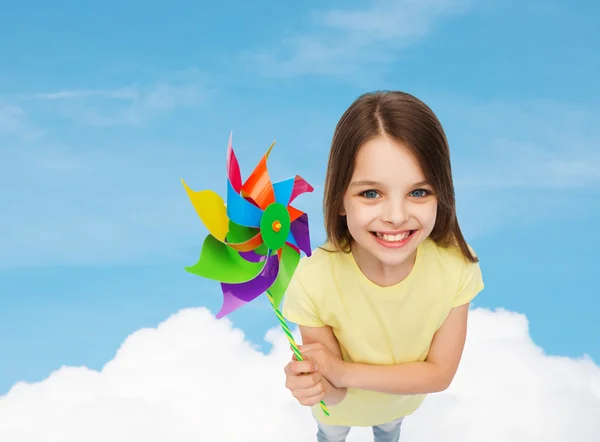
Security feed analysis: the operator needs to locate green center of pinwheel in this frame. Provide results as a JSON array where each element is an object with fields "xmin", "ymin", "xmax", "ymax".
[{"xmin": 260, "ymin": 202, "xmax": 291, "ymax": 251}]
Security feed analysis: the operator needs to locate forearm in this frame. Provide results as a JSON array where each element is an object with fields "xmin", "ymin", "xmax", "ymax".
[
  {"xmin": 339, "ymin": 360, "xmax": 451, "ymax": 395},
  {"xmin": 322, "ymin": 376, "xmax": 347, "ymax": 406}
]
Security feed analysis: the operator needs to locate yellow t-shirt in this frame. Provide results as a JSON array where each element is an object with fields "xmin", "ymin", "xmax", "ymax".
[{"xmin": 282, "ymin": 238, "xmax": 484, "ymax": 427}]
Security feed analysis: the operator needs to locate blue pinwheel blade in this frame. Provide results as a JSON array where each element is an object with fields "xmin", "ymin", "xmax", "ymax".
[
  {"xmin": 272, "ymin": 177, "xmax": 295, "ymax": 206},
  {"xmin": 226, "ymin": 178, "xmax": 263, "ymax": 227}
]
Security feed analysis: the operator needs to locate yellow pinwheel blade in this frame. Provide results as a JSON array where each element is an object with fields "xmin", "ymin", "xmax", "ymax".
[{"xmin": 181, "ymin": 178, "xmax": 229, "ymax": 241}]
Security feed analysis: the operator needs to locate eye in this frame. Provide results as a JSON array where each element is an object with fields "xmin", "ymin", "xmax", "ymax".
[
  {"xmin": 410, "ymin": 189, "xmax": 430, "ymax": 198},
  {"xmin": 361, "ymin": 189, "xmax": 380, "ymax": 199}
]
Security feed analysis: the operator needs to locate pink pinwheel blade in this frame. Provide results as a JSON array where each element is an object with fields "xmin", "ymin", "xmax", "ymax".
[
  {"xmin": 220, "ymin": 252, "xmax": 279, "ymax": 303},
  {"xmin": 289, "ymin": 176, "xmax": 314, "ymax": 204},
  {"xmin": 227, "ymin": 133, "xmax": 243, "ymax": 193},
  {"xmin": 289, "ymin": 213, "xmax": 312, "ymax": 257}
]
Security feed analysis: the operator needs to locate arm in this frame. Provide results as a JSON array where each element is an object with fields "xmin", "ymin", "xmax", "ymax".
[
  {"xmin": 299, "ymin": 325, "xmax": 348, "ymax": 405},
  {"xmin": 339, "ymin": 303, "xmax": 470, "ymax": 395}
]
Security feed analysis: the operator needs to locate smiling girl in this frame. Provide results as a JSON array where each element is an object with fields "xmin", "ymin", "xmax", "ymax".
[{"xmin": 282, "ymin": 90, "xmax": 484, "ymax": 442}]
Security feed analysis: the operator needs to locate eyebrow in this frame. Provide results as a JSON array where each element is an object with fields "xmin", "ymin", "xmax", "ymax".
[
  {"xmin": 349, "ymin": 180, "xmax": 381, "ymax": 187},
  {"xmin": 349, "ymin": 179, "xmax": 431, "ymax": 188}
]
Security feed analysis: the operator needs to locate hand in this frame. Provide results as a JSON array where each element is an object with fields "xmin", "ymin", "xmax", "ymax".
[
  {"xmin": 298, "ymin": 343, "xmax": 346, "ymax": 389},
  {"xmin": 284, "ymin": 358, "xmax": 326, "ymax": 407}
]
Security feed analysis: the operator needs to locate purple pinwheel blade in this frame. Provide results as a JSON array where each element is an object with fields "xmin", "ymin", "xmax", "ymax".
[
  {"xmin": 238, "ymin": 250, "xmax": 268, "ymax": 262},
  {"xmin": 220, "ymin": 252, "xmax": 280, "ymax": 303},
  {"xmin": 289, "ymin": 212, "xmax": 312, "ymax": 257},
  {"xmin": 215, "ymin": 291, "xmax": 248, "ymax": 319}
]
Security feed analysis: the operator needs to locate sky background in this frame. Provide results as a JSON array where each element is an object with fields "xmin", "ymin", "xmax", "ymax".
[{"xmin": 1, "ymin": 0, "xmax": 599, "ymax": 440}]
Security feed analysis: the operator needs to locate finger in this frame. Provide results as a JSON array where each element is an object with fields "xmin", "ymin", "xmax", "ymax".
[
  {"xmin": 298, "ymin": 390, "xmax": 326, "ymax": 407},
  {"xmin": 287, "ymin": 376, "xmax": 314, "ymax": 392},
  {"xmin": 293, "ymin": 380, "xmax": 325, "ymax": 399},
  {"xmin": 284, "ymin": 362, "xmax": 293, "ymax": 376},
  {"xmin": 287, "ymin": 360, "xmax": 318, "ymax": 375},
  {"xmin": 286, "ymin": 369, "xmax": 321, "ymax": 391},
  {"xmin": 298, "ymin": 343, "xmax": 321, "ymax": 353},
  {"xmin": 290, "ymin": 346, "xmax": 305, "ymax": 361},
  {"xmin": 284, "ymin": 360, "xmax": 312, "ymax": 375}
]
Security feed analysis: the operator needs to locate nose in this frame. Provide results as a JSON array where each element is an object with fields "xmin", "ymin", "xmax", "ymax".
[{"xmin": 382, "ymin": 199, "xmax": 408, "ymax": 226}]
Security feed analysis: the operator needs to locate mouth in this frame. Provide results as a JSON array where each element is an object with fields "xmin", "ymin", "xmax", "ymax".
[{"xmin": 369, "ymin": 230, "xmax": 416, "ymax": 247}]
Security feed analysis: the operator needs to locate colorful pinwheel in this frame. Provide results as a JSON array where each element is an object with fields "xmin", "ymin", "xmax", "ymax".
[{"xmin": 181, "ymin": 133, "xmax": 329, "ymax": 416}]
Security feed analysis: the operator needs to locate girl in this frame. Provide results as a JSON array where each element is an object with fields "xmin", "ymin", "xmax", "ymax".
[{"xmin": 282, "ymin": 90, "xmax": 484, "ymax": 442}]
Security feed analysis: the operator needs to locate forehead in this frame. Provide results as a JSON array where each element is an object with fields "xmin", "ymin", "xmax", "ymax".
[{"xmin": 351, "ymin": 135, "xmax": 425, "ymax": 185}]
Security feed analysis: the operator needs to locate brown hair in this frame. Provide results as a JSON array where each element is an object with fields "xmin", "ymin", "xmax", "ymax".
[{"xmin": 322, "ymin": 90, "xmax": 478, "ymax": 263}]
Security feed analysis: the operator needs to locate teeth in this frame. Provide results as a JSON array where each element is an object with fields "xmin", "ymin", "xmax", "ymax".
[{"xmin": 375, "ymin": 231, "xmax": 411, "ymax": 242}]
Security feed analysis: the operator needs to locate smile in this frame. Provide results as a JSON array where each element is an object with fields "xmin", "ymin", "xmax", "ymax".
[{"xmin": 370, "ymin": 230, "xmax": 416, "ymax": 247}]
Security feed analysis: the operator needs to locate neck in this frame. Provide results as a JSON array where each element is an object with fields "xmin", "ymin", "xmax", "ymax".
[{"xmin": 350, "ymin": 241, "xmax": 417, "ymax": 287}]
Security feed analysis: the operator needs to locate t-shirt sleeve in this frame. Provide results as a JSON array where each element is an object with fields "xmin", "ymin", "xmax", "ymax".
[
  {"xmin": 281, "ymin": 271, "xmax": 324, "ymax": 327},
  {"xmin": 453, "ymin": 258, "xmax": 485, "ymax": 308}
]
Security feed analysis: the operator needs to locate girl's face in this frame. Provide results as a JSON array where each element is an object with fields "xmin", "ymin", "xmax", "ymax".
[{"xmin": 341, "ymin": 135, "xmax": 438, "ymax": 279}]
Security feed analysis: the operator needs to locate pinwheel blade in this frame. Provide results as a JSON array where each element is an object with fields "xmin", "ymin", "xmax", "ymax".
[
  {"xmin": 227, "ymin": 232, "xmax": 263, "ymax": 252},
  {"xmin": 273, "ymin": 175, "xmax": 314, "ymax": 206},
  {"xmin": 185, "ymin": 235, "xmax": 265, "ymax": 283},
  {"xmin": 238, "ymin": 250, "xmax": 268, "ymax": 262},
  {"xmin": 240, "ymin": 141, "xmax": 276, "ymax": 210},
  {"xmin": 289, "ymin": 212, "xmax": 312, "ymax": 257},
  {"xmin": 268, "ymin": 244, "xmax": 300, "ymax": 310},
  {"xmin": 285, "ymin": 229, "xmax": 299, "ymax": 249},
  {"xmin": 181, "ymin": 179, "xmax": 229, "ymax": 242},
  {"xmin": 224, "ymin": 220, "xmax": 264, "ymax": 252},
  {"xmin": 272, "ymin": 177, "xmax": 295, "ymax": 206},
  {"xmin": 226, "ymin": 220, "xmax": 257, "ymax": 242},
  {"xmin": 287, "ymin": 205, "xmax": 304, "ymax": 222},
  {"xmin": 289, "ymin": 175, "xmax": 314, "ymax": 204},
  {"xmin": 227, "ymin": 132, "xmax": 243, "ymax": 193},
  {"xmin": 226, "ymin": 178, "xmax": 263, "ymax": 228},
  {"xmin": 220, "ymin": 252, "xmax": 279, "ymax": 304},
  {"xmin": 215, "ymin": 291, "xmax": 248, "ymax": 319}
]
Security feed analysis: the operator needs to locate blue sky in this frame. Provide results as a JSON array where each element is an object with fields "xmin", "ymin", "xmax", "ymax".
[{"xmin": 1, "ymin": 0, "xmax": 599, "ymax": 396}]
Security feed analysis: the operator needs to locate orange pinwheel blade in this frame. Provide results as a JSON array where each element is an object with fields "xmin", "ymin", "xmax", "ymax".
[
  {"xmin": 288, "ymin": 205, "xmax": 304, "ymax": 222},
  {"xmin": 240, "ymin": 141, "xmax": 276, "ymax": 210},
  {"xmin": 227, "ymin": 232, "xmax": 264, "ymax": 252}
]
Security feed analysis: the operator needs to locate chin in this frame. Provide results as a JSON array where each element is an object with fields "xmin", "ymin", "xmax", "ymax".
[
  {"xmin": 372, "ymin": 247, "xmax": 418, "ymax": 268},
  {"xmin": 354, "ymin": 229, "xmax": 425, "ymax": 266}
]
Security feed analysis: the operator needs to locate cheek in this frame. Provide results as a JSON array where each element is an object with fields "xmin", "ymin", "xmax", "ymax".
[
  {"xmin": 423, "ymin": 203, "xmax": 438, "ymax": 227},
  {"xmin": 344, "ymin": 201, "xmax": 376, "ymax": 230},
  {"xmin": 413, "ymin": 202, "xmax": 437, "ymax": 225}
]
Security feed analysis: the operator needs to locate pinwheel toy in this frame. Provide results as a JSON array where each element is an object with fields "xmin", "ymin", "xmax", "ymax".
[{"xmin": 181, "ymin": 133, "xmax": 329, "ymax": 417}]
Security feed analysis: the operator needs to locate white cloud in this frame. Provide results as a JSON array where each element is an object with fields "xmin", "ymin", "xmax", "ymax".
[
  {"xmin": 19, "ymin": 71, "xmax": 211, "ymax": 127},
  {"xmin": 243, "ymin": 0, "xmax": 476, "ymax": 77},
  {"xmin": 0, "ymin": 307, "xmax": 598, "ymax": 441}
]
